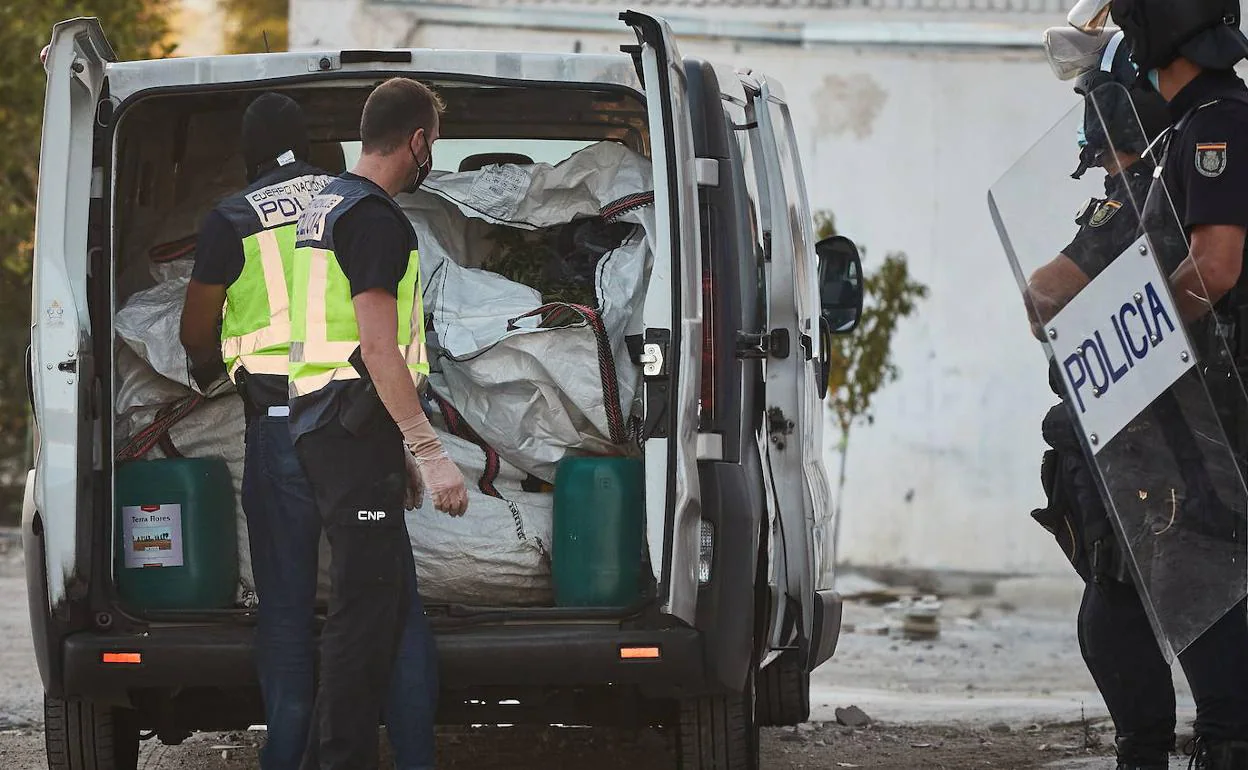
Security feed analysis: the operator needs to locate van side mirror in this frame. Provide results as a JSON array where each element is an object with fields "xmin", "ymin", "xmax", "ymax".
[
  {"xmin": 815, "ymin": 236, "xmax": 864, "ymax": 399},
  {"xmin": 816, "ymin": 235, "xmax": 864, "ymax": 335}
]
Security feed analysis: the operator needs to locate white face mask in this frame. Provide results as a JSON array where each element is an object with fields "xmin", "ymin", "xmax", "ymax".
[{"xmin": 1147, "ymin": 69, "xmax": 1161, "ymax": 92}]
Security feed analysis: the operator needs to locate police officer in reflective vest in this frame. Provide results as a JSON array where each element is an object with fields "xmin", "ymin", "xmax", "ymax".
[
  {"xmin": 180, "ymin": 92, "xmax": 444, "ymax": 770},
  {"xmin": 289, "ymin": 79, "xmax": 468, "ymax": 770}
]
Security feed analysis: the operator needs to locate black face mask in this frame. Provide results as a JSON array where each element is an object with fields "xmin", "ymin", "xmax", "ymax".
[{"xmin": 403, "ymin": 135, "xmax": 433, "ymax": 194}]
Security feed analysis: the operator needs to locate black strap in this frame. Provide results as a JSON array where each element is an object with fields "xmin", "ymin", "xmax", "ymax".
[
  {"xmin": 427, "ymin": 389, "xmax": 503, "ymax": 499},
  {"xmin": 1164, "ymin": 92, "xmax": 1248, "ymax": 159}
]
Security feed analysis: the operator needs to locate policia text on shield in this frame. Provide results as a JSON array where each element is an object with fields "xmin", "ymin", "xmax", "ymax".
[{"xmin": 992, "ymin": 1, "xmax": 1248, "ymax": 768}]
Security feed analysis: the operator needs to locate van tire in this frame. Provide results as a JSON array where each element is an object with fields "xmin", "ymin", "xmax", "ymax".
[
  {"xmin": 676, "ymin": 672, "xmax": 759, "ymax": 769},
  {"xmin": 756, "ymin": 652, "xmax": 810, "ymax": 727},
  {"xmin": 44, "ymin": 695, "xmax": 140, "ymax": 770}
]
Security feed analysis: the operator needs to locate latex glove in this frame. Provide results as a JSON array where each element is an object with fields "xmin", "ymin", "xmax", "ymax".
[
  {"xmin": 415, "ymin": 451, "xmax": 469, "ymax": 517},
  {"xmin": 396, "ymin": 407, "xmax": 469, "ymax": 517},
  {"xmin": 403, "ymin": 451, "xmax": 425, "ymax": 510}
]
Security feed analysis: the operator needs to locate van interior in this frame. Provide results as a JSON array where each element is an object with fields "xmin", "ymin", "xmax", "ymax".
[{"xmin": 107, "ymin": 80, "xmax": 658, "ymax": 620}]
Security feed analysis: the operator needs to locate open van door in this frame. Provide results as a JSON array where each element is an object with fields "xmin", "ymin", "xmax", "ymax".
[
  {"xmin": 620, "ymin": 11, "xmax": 704, "ymax": 625},
  {"xmin": 747, "ymin": 75, "xmax": 830, "ymax": 666},
  {"xmin": 30, "ymin": 17, "xmax": 112, "ymax": 613}
]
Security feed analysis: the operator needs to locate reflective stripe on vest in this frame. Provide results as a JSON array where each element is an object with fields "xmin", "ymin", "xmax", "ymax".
[
  {"xmin": 221, "ymin": 226, "xmax": 294, "ymax": 378},
  {"xmin": 288, "ymin": 245, "xmax": 427, "ymax": 397},
  {"xmin": 217, "ymin": 167, "xmax": 334, "ymax": 381}
]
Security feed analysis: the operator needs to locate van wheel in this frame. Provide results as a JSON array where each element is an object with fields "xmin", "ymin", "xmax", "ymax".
[
  {"xmin": 675, "ymin": 670, "xmax": 759, "ymax": 769},
  {"xmin": 44, "ymin": 695, "xmax": 140, "ymax": 770},
  {"xmin": 756, "ymin": 652, "xmax": 810, "ymax": 727}
]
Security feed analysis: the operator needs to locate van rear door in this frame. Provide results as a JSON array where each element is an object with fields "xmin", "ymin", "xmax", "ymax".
[
  {"xmin": 30, "ymin": 17, "xmax": 112, "ymax": 610},
  {"xmin": 620, "ymin": 11, "xmax": 704, "ymax": 624},
  {"xmin": 745, "ymin": 74, "xmax": 826, "ymax": 661}
]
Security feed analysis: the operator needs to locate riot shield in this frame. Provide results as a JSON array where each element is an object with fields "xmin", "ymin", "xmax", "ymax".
[{"xmin": 988, "ymin": 83, "xmax": 1248, "ymax": 661}]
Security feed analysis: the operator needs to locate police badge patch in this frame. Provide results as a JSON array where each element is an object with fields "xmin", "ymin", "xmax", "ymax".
[
  {"xmin": 1088, "ymin": 199, "xmax": 1122, "ymax": 228},
  {"xmin": 1196, "ymin": 142, "xmax": 1228, "ymax": 178}
]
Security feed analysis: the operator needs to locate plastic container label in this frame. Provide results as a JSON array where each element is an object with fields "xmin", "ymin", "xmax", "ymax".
[{"xmin": 121, "ymin": 503, "xmax": 184, "ymax": 569}]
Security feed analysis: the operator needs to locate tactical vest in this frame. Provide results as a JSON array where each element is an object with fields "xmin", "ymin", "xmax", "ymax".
[
  {"xmin": 289, "ymin": 176, "xmax": 428, "ymax": 397},
  {"xmin": 215, "ymin": 161, "xmax": 334, "ymax": 380}
]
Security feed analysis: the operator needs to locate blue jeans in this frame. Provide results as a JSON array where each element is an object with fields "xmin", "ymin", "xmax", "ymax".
[{"xmin": 242, "ymin": 414, "xmax": 439, "ymax": 770}]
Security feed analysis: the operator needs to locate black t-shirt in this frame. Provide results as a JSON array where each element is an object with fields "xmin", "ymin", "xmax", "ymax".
[
  {"xmin": 191, "ymin": 209, "xmax": 246, "ymax": 286},
  {"xmin": 1162, "ymin": 69, "xmax": 1248, "ymax": 231},
  {"xmin": 1062, "ymin": 161, "xmax": 1154, "ymax": 279},
  {"xmin": 330, "ymin": 172, "xmax": 414, "ymax": 299}
]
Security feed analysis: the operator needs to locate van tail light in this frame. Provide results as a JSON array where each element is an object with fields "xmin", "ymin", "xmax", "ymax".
[
  {"xmin": 700, "ymin": 272, "xmax": 715, "ymax": 427},
  {"xmin": 619, "ymin": 645, "xmax": 662, "ymax": 660},
  {"xmin": 101, "ymin": 652, "xmax": 142, "ymax": 665}
]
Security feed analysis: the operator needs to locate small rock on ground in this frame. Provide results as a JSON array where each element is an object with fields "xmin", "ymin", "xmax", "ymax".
[{"xmin": 835, "ymin": 705, "xmax": 873, "ymax": 728}]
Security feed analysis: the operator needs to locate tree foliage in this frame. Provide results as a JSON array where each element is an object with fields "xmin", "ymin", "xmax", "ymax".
[
  {"xmin": 815, "ymin": 211, "xmax": 928, "ymax": 568},
  {"xmin": 0, "ymin": 2, "xmax": 174, "ymax": 519},
  {"xmin": 816, "ymin": 210, "xmax": 928, "ymax": 441},
  {"xmin": 222, "ymin": 0, "xmax": 289, "ymax": 54}
]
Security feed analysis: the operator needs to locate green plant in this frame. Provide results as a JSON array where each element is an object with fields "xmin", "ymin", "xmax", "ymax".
[{"xmin": 816, "ymin": 211, "xmax": 928, "ymax": 568}]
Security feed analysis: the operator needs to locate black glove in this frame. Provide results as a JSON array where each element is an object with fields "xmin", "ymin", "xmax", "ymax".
[{"xmin": 189, "ymin": 358, "xmax": 231, "ymax": 398}]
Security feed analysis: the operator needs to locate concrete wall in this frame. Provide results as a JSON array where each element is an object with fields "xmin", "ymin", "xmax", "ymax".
[{"xmin": 291, "ymin": 0, "xmax": 1088, "ymax": 576}]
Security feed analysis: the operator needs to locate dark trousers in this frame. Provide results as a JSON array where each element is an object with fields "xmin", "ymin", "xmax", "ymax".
[
  {"xmin": 244, "ymin": 415, "xmax": 438, "ymax": 770},
  {"xmin": 294, "ymin": 417, "xmax": 414, "ymax": 770},
  {"xmin": 1079, "ymin": 579, "xmax": 1248, "ymax": 762}
]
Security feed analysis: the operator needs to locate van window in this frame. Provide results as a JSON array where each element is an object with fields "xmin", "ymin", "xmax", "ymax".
[
  {"xmin": 767, "ymin": 100, "xmax": 815, "ymax": 316},
  {"xmin": 742, "ymin": 123, "xmax": 774, "ymax": 259},
  {"xmin": 339, "ymin": 138, "xmax": 598, "ymax": 173},
  {"xmin": 724, "ymin": 101, "xmax": 766, "ymax": 264}
]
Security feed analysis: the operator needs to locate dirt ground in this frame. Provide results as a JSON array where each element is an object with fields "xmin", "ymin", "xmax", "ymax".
[
  {"xmin": 0, "ymin": 721, "xmax": 1135, "ymax": 769},
  {"xmin": 0, "ymin": 537, "xmax": 1201, "ymax": 768}
]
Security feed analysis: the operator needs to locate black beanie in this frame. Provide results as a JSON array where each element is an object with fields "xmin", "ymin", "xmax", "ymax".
[{"xmin": 241, "ymin": 92, "xmax": 310, "ymax": 182}]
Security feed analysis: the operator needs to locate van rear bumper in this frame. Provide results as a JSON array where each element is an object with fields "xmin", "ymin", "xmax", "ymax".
[{"xmin": 62, "ymin": 622, "xmax": 709, "ymax": 703}]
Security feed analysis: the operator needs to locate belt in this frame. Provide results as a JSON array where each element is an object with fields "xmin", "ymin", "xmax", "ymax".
[{"xmin": 267, "ymin": 406, "xmax": 290, "ymax": 417}]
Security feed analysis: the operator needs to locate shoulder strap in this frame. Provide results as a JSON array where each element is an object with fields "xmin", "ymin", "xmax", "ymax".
[
  {"xmin": 297, "ymin": 176, "xmax": 384, "ymax": 250},
  {"xmin": 1174, "ymin": 92, "xmax": 1248, "ymax": 139}
]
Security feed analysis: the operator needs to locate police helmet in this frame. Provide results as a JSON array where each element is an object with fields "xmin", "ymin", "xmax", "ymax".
[
  {"xmin": 241, "ymin": 92, "xmax": 310, "ymax": 182},
  {"xmin": 1111, "ymin": 0, "xmax": 1247, "ymax": 72}
]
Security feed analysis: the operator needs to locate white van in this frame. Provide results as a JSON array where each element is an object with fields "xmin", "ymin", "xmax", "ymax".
[{"xmin": 26, "ymin": 11, "xmax": 862, "ymax": 769}]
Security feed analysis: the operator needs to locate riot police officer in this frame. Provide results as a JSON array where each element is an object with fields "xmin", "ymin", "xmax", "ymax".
[
  {"xmin": 1112, "ymin": 5, "xmax": 1248, "ymax": 768},
  {"xmin": 1025, "ymin": 2, "xmax": 1248, "ymax": 768},
  {"xmin": 1025, "ymin": 29, "xmax": 1188, "ymax": 770}
]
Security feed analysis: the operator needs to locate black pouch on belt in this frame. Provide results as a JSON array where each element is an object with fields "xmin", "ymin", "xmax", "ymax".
[
  {"xmin": 234, "ymin": 368, "xmax": 262, "ymax": 424},
  {"xmin": 1031, "ymin": 449, "xmax": 1092, "ymax": 581},
  {"xmin": 338, "ymin": 347, "xmax": 387, "ymax": 436}
]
